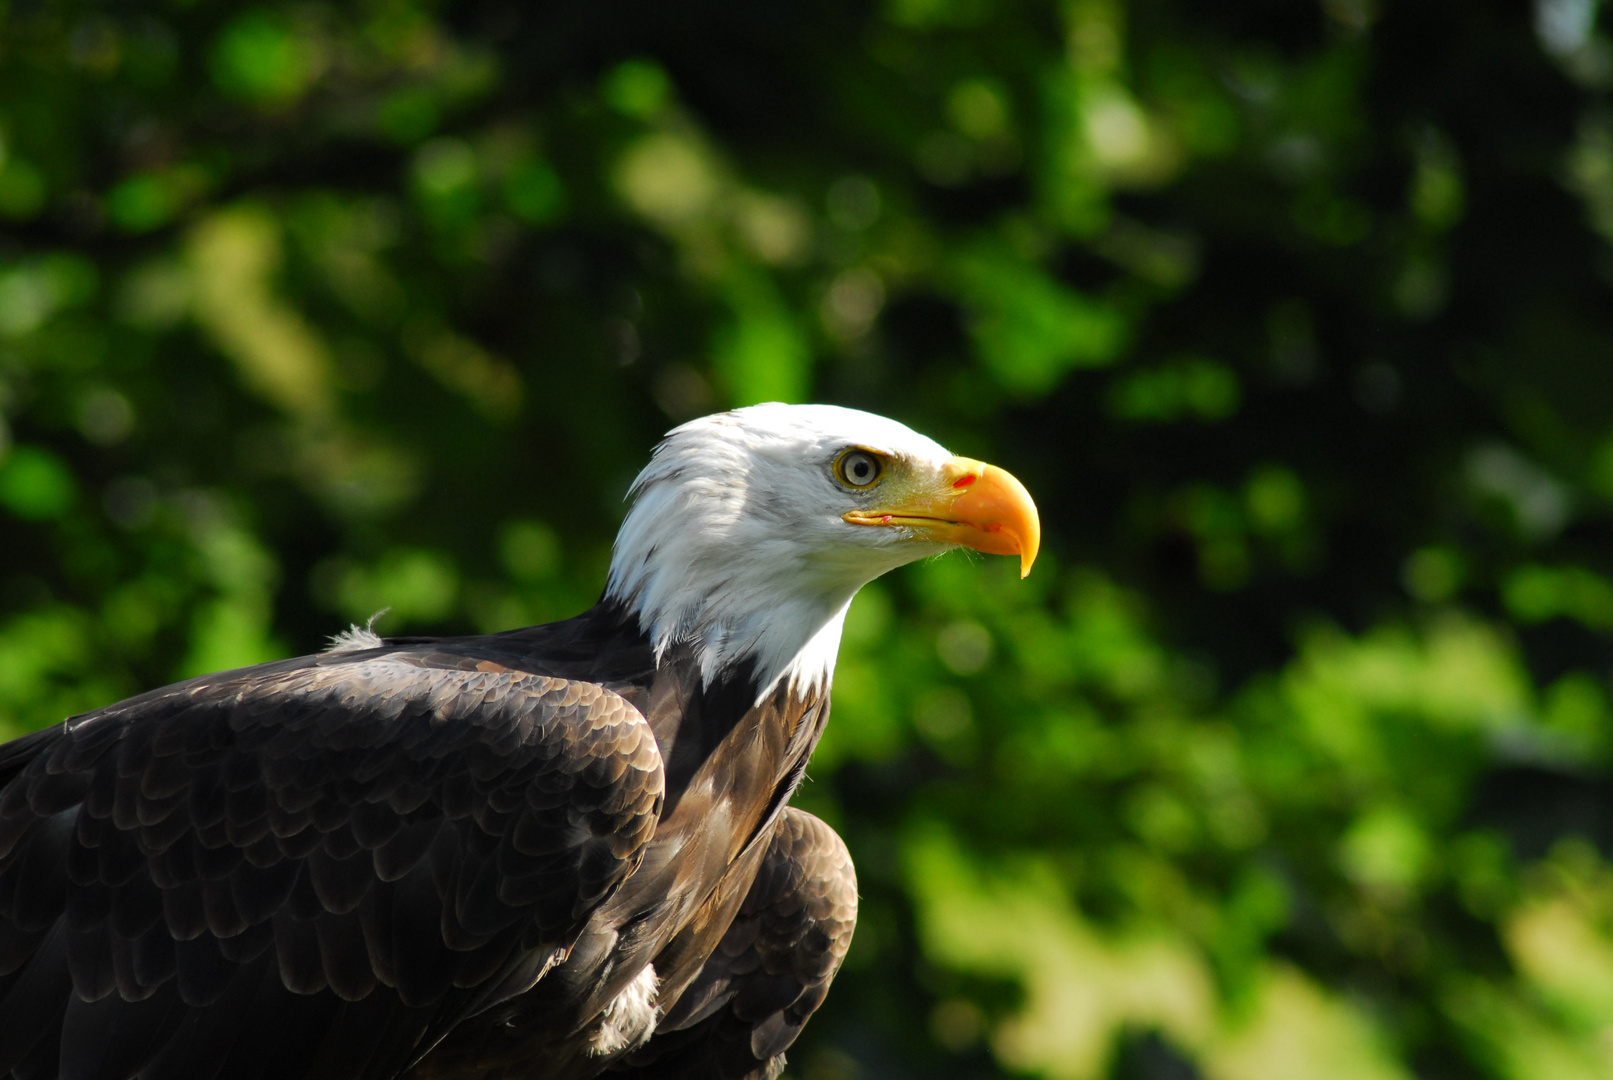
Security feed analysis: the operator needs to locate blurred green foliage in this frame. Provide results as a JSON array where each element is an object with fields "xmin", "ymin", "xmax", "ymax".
[{"xmin": 3, "ymin": 0, "xmax": 1613, "ymax": 1077}]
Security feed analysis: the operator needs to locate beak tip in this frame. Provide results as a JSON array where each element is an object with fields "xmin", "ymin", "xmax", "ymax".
[{"xmin": 1018, "ymin": 536, "xmax": 1039, "ymax": 578}]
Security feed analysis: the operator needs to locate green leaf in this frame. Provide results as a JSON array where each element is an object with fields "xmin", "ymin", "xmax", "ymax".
[{"xmin": 0, "ymin": 446, "xmax": 77, "ymax": 521}]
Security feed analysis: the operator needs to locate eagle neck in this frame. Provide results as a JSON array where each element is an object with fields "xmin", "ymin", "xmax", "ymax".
[{"xmin": 613, "ymin": 582, "xmax": 854, "ymax": 708}]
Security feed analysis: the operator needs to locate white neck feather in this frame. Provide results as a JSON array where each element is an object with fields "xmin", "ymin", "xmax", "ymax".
[{"xmin": 605, "ymin": 479, "xmax": 865, "ymax": 703}]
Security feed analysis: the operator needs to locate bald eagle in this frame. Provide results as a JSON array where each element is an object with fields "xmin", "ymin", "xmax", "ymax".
[{"xmin": 0, "ymin": 404, "xmax": 1039, "ymax": 1080}]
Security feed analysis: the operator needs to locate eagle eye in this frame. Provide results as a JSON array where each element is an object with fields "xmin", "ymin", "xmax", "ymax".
[{"xmin": 836, "ymin": 449, "xmax": 883, "ymax": 489}]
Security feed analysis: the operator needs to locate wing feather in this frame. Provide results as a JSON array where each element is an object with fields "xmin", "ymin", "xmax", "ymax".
[
  {"xmin": 0, "ymin": 646, "xmax": 665, "ymax": 1078},
  {"xmin": 616, "ymin": 808, "xmax": 859, "ymax": 1080},
  {"xmin": 0, "ymin": 920, "xmax": 71, "ymax": 1071}
]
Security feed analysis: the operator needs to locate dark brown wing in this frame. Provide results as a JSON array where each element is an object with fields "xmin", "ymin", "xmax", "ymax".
[
  {"xmin": 412, "ymin": 667, "xmax": 835, "ymax": 1080},
  {"xmin": 611, "ymin": 808, "xmax": 858, "ymax": 1080},
  {"xmin": 0, "ymin": 647, "xmax": 663, "ymax": 1080}
]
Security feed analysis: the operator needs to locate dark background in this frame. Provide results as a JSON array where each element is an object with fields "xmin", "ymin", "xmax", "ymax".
[{"xmin": 3, "ymin": 0, "xmax": 1613, "ymax": 1076}]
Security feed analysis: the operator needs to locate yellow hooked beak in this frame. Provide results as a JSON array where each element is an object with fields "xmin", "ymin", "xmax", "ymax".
[{"xmin": 842, "ymin": 456, "xmax": 1041, "ymax": 578}]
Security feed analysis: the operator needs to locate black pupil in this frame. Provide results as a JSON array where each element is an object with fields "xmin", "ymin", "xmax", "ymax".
[{"xmin": 848, "ymin": 456, "xmax": 873, "ymax": 483}]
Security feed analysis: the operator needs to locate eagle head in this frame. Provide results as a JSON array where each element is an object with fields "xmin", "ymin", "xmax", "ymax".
[{"xmin": 606, "ymin": 403, "xmax": 1040, "ymax": 699}]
